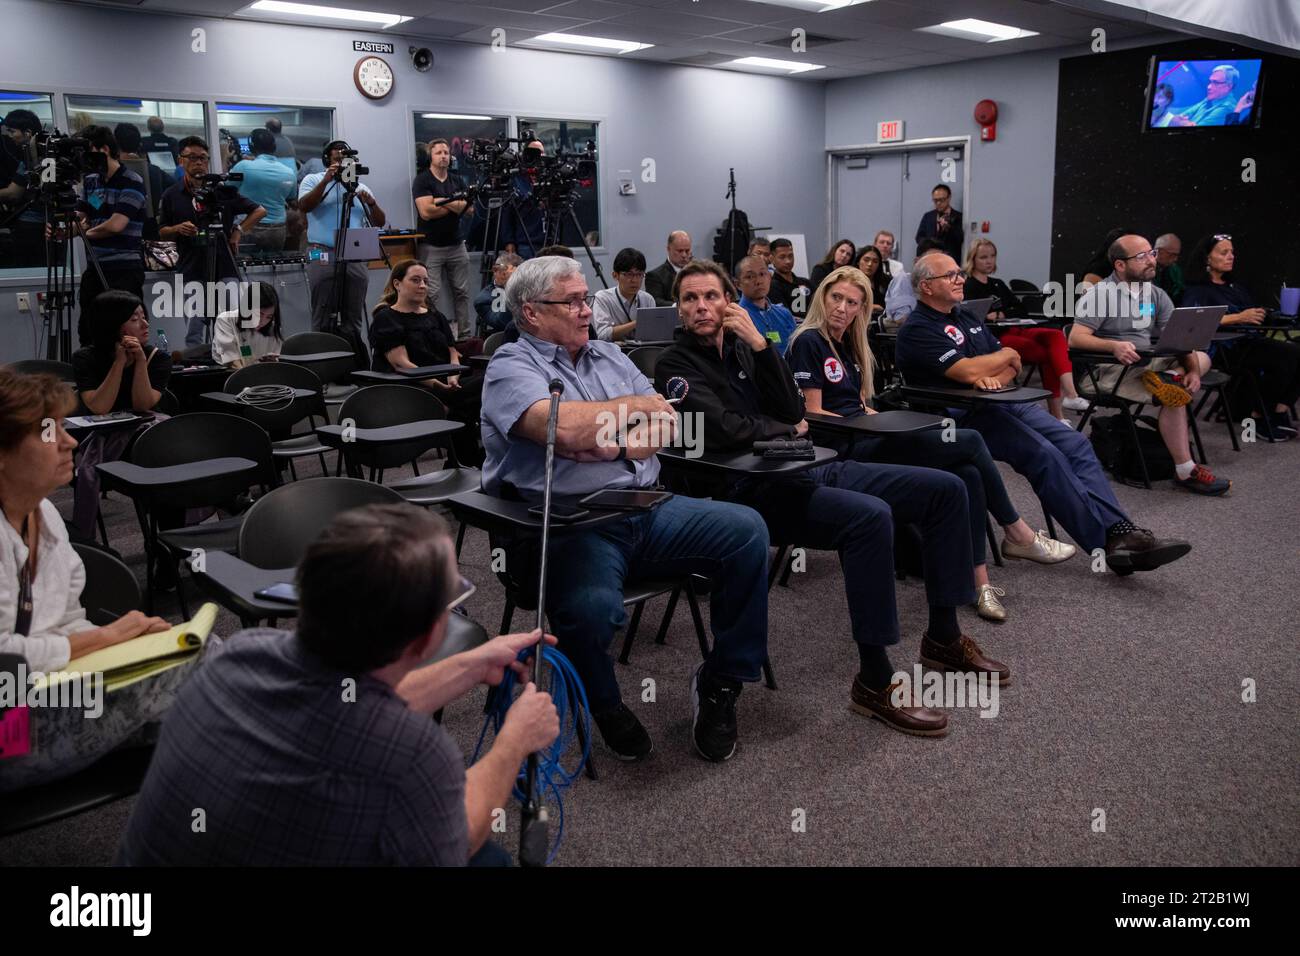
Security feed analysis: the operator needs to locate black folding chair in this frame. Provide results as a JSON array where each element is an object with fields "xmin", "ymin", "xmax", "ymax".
[
  {"xmin": 280, "ymin": 331, "xmax": 358, "ymax": 411},
  {"xmin": 6, "ymin": 359, "xmax": 77, "ymax": 383},
  {"xmin": 125, "ymin": 412, "xmax": 277, "ymax": 612},
  {"xmin": 627, "ymin": 346, "xmax": 664, "ymax": 379},
  {"xmin": 333, "ymin": 384, "xmax": 460, "ymax": 482},
  {"xmin": 71, "ymin": 542, "xmax": 142, "ymax": 625},
  {"xmin": 222, "ymin": 362, "xmax": 333, "ymax": 479}
]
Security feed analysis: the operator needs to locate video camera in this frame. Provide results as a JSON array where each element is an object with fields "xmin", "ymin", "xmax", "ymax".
[
  {"xmin": 530, "ymin": 139, "xmax": 597, "ymax": 207},
  {"xmin": 24, "ymin": 131, "xmax": 108, "ymax": 214},
  {"xmin": 192, "ymin": 172, "xmax": 244, "ymax": 226}
]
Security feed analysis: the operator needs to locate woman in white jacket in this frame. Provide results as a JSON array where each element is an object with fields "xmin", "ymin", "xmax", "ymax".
[{"xmin": 1, "ymin": 370, "xmax": 173, "ymax": 790}]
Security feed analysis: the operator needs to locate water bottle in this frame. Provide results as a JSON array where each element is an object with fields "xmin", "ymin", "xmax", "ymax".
[{"xmin": 156, "ymin": 329, "xmax": 170, "ymax": 353}]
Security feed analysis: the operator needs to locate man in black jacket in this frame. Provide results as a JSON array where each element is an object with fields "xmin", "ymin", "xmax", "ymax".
[{"xmin": 654, "ymin": 259, "xmax": 1010, "ymax": 737}]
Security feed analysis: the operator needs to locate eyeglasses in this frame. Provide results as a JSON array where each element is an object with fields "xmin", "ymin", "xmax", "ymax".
[
  {"xmin": 180, "ymin": 153, "xmax": 209, "ymax": 163},
  {"xmin": 616, "ymin": 271, "xmax": 645, "ymax": 279},
  {"xmin": 1120, "ymin": 250, "xmax": 1158, "ymax": 262},
  {"xmin": 925, "ymin": 270, "xmax": 967, "ymax": 284},
  {"xmin": 1213, "ymin": 234, "xmax": 1232, "ymax": 242},
  {"xmin": 1207, "ymin": 77, "xmax": 1231, "ymax": 86},
  {"xmin": 531, "ymin": 294, "xmax": 596, "ymax": 313},
  {"xmin": 445, "ymin": 575, "xmax": 476, "ymax": 613}
]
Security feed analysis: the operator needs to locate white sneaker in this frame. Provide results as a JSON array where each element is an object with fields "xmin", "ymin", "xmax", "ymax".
[
  {"xmin": 1062, "ymin": 396, "xmax": 1090, "ymax": 412},
  {"xmin": 1059, "ymin": 418, "xmax": 1074, "ymax": 428}
]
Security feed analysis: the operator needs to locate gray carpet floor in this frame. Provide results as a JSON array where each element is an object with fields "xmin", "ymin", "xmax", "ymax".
[{"xmin": 3, "ymin": 411, "xmax": 1297, "ymax": 867}]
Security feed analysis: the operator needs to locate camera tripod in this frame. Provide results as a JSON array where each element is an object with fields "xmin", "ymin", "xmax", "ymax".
[
  {"xmin": 1, "ymin": 191, "xmax": 109, "ymax": 362},
  {"xmin": 321, "ymin": 166, "xmax": 388, "ymax": 364}
]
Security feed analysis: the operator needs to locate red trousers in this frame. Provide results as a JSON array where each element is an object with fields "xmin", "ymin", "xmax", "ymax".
[{"xmin": 998, "ymin": 327, "xmax": 1072, "ymax": 396}]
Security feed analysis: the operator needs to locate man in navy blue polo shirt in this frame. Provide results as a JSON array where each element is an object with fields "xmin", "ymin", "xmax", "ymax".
[
  {"xmin": 895, "ymin": 252, "xmax": 1190, "ymax": 575},
  {"xmin": 735, "ymin": 254, "xmax": 797, "ymax": 355}
]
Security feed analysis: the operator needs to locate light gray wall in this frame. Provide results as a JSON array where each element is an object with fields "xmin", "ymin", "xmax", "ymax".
[
  {"xmin": 825, "ymin": 48, "xmax": 1066, "ymax": 285},
  {"xmin": 824, "ymin": 36, "xmax": 1173, "ymax": 286},
  {"xmin": 0, "ymin": 0, "xmax": 826, "ymax": 361}
]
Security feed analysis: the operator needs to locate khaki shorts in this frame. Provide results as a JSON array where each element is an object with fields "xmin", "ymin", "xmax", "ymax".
[{"xmin": 1079, "ymin": 355, "xmax": 1183, "ymax": 405}]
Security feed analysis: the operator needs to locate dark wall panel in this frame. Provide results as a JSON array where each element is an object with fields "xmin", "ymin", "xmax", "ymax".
[{"xmin": 1051, "ymin": 40, "xmax": 1297, "ymax": 304}]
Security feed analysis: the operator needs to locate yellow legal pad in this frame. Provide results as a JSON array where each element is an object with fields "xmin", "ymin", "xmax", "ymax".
[{"xmin": 32, "ymin": 603, "xmax": 219, "ymax": 693}]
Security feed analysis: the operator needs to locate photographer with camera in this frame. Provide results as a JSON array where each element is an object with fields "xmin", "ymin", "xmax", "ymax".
[
  {"xmin": 0, "ymin": 109, "xmax": 47, "ymax": 267},
  {"xmin": 54, "ymin": 126, "xmax": 148, "ymax": 343},
  {"xmin": 298, "ymin": 140, "xmax": 386, "ymax": 362},
  {"xmin": 157, "ymin": 136, "xmax": 266, "ymax": 348}
]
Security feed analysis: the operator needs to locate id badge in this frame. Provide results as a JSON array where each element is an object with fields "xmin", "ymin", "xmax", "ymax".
[{"xmin": 240, "ymin": 344, "xmax": 253, "ymax": 358}]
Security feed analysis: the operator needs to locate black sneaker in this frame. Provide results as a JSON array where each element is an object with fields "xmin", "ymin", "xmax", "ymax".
[
  {"xmin": 690, "ymin": 662, "xmax": 741, "ymax": 762},
  {"xmin": 591, "ymin": 704, "xmax": 652, "ymax": 761}
]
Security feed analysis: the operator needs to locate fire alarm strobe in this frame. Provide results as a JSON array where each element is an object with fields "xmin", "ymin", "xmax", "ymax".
[{"xmin": 974, "ymin": 99, "xmax": 998, "ymax": 142}]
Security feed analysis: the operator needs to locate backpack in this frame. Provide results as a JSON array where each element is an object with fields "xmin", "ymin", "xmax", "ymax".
[
  {"xmin": 1089, "ymin": 414, "xmax": 1175, "ymax": 483},
  {"xmin": 712, "ymin": 209, "xmax": 753, "ymax": 275}
]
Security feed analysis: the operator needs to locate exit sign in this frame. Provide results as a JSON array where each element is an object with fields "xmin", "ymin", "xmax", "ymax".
[{"xmin": 877, "ymin": 120, "xmax": 904, "ymax": 143}]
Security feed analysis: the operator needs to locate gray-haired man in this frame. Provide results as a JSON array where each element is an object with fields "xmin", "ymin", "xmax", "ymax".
[{"xmin": 480, "ymin": 255, "xmax": 772, "ymax": 764}]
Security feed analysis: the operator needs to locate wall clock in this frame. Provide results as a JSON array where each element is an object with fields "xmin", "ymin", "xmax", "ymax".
[{"xmin": 354, "ymin": 56, "xmax": 394, "ymax": 100}]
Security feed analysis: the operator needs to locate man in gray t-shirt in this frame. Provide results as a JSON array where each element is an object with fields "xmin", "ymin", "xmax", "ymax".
[
  {"xmin": 1069, "ymin": 234, "xmax": 1231, "ymax": 496},
  {"xmin": 118, "ymin": 505, "xmax": 560, "ymax": 866}
]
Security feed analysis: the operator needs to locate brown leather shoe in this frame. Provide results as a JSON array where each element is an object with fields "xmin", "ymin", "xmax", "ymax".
[
  {"xmin": 919, "ymin": 634, "xmax": 1011, "ymax": 686},
  {"xmin": 849, "ymin": 676, "xmax": 949, "ymax": 737}
]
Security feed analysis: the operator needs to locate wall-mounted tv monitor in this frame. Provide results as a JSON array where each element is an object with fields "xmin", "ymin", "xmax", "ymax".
[{"xmin": 1145, "ymin": 58, "xmax": 1263, "ymax": 130}]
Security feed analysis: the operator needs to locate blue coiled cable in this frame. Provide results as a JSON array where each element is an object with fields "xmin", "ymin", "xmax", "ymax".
[{"xmin": 471, "ymin": 644, "xmax": 591, "ymax": 864}]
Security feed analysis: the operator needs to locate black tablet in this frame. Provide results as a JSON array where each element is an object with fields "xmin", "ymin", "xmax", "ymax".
[{"xmin": 579, "ymin": 489, "xmax": 673, "ymax": 511}]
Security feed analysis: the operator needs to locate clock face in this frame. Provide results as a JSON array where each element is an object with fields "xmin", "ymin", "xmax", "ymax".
[{"xmin": 354, "ymin": 56, "xmax": 394, "ymax": 99}]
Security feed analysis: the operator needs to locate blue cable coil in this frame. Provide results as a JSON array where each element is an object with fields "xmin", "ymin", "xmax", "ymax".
[{"xmin": 472, "ymin": 644, "xmax": 591, "ymax": 864}]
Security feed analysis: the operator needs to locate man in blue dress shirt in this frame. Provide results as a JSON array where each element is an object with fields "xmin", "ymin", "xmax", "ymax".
[{"xmin": 481, "ymin": 256, "xmax": 771, "ymax": 764}]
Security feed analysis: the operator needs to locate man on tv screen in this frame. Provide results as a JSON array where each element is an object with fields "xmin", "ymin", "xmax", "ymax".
[{"xmin": 1163, "ymin": 64, "xmax": 1240, "ymax": 128}]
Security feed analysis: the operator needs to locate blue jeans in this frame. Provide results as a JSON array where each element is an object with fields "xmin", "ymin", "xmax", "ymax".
[
  {"xmin": 542, "ymin": 495, "xmax": 770, "ymax": 713},
  {"xmin": 959, "ymin": 402, "xmax": 1128, "ymax": 551}
]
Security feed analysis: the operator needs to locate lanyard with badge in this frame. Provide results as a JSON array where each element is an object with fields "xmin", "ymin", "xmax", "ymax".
[{"xmin": 13, "ymin": 513, "xmax": 38, "ymax": 637}]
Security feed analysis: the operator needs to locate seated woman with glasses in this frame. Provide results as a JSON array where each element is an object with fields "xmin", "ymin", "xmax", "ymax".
[
  {"xmin": 963, "ymin": 239, "xmax": 1085, "ymax": 424},
  {"xmin": 0, "ymin": 369, "xmax": 172, "ymax": 792},
  {"xmin": 1182, "ymin": 233, "xmax": 1300, "ymax": 440},
  {"xmin": 590, "ymin": 247, "xmax": 654, "ymax": 342},
  {"xmin": 211, "ymin": 281, "xmax": 283, "ymax": 368},
  {"xmin": 370, "ymin": 260, "xmax": 483, "ymax": 464},
  {"xmin": 786, "ymin": 266, "xmax": 1075, "ymax": 622}
]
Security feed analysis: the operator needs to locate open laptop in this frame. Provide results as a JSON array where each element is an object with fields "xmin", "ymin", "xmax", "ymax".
[
  {"xmin": 963, "ymin": 297, "xmax": 996, "ymax": 323},
  {"xmin": 1152, "ymin": 305, "xmax": 1227, "ymax": 355},
  {"xmin": 634, "ymin": 305, "xmax": 679, "ymax": 342},
  {"xmin": 338, "ymin": 227, "xmax": 383, "ymax": 262}
]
